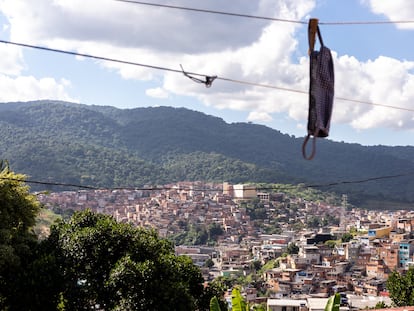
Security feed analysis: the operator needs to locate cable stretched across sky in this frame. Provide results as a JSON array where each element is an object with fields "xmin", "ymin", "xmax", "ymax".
[
  {"xmin": 2, "ymin": 169, "xmax": 414, "ymax": 192},
  {"xmin": 114, "ymin": 0, "xmax": 414, "ymax": 26},
  {"xmin": 114, "ymin": 0, "xmax": 307, "ymax": 24},
  {"xmin": 0, "ymin": 38, "xmax": 413, "ymax": 113}
]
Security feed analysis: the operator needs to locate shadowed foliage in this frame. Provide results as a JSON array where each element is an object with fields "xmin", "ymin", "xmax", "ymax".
[{"xmin": 1, "ymin": 100, "xmax": 414, "ymax": 207}]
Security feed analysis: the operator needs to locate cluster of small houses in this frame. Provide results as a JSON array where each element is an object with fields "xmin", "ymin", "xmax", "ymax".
[
  {"xmin": 177, "ymin": 223, "xmax": 413, "ymax": 310},
  {"xmin": 37, "ymin": 182, "xmax": 414, "ymax": 310}
]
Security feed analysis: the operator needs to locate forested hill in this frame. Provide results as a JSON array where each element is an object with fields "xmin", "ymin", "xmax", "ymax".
[{"xmin": 1, "ymin": 100, "xmax": 414, "ymax": 207}]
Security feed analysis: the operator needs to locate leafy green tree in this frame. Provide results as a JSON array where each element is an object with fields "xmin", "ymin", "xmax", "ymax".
[
  {"xmin": 341, "ymin": 232, "xmax": 353, "ymax": 243},
  {"xmin": 259, "ymin": 259, "xmax": 278, "ymax": 273},
  {"xmin": 16, "ymin": 240, "xmax": 64, "ymax": 311},
  {"xmin": 246, "ymin": 198, "xmax": 267, "ymax": 220},
  {"xmin": 231, "ymin": 287, "xmax": 247, "ymax": 311},
  {"xmin": 349, "ymin": 226, "xmax": 358, "ymax": 235},
  {"xmin": 387, "ymin": 267, "xmax": 414, "ymax": 306},
  {"xmin": 208, "ymin": 223, "xmax": 224, "ymax": 242},
  {"xmin": 287, "ymin": 242, "xmax": 299, "ymax": 254},
  {"xmin": 251, "ymin": 260, "xmax": 262, "ymax": 271},
  {"xmin": 205, "ymin": 258, "xmax": 215, "ymax": 268},
  {"xmin": 252, "ymin": 303, "xmax": 266, "ymax": 311},
  {"xmin": 325, "ymin": 240, "xmax": 338, "ymax": 249},
  {"xmin": 185, "ymin": 224, "xmax": 208, "ymax": 245},
  {"xmin": 263, "ymin": 224, "xmax": 282, "ymax": 234},
  {"xmin": 324, "ymin": 293, "xmax": 340, "ymax": 311},
  {"xmin": 291, "ymin": 221, "xmax": 305, "ymax": 232},
  {"xmin": 210, "ymin": 296, "xmax": 222, "ymax": 311},
  {"xmin": 44, "ymin": 209, "xmax": 204, "ymax": 311},
  {"xmin": 374, "ymin": 301, "xmax": 389, "ymax": 309},
  {"xmin": 171, "ymin": 223, "xmax": 221, "ymax": 246},
  {"xmin": 324, "ymin": 214, "xmax": 340, "ymax": 226},
  {"xmin": 0, "ymin": 163, "xmax": 40, "ymax": 309},
  {"xmin": 307, "ymin": 216, "xmax": 321, "ymax": 228},
  {"xmin": 199, "ymin": 278, "xmax": 228, "ymax": 311}
]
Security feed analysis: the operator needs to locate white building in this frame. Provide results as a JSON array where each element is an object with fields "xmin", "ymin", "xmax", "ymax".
[
  {"xmin": 267, "ymin": 299, "xmax": 307, "ymax": 311},
  {"xmin": 233, "ymin": 184, "xmax": 257, "ymax": 199}
]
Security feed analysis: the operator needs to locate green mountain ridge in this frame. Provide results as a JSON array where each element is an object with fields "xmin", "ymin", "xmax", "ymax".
[{"xmin": 1, "ymin": 100, "xmax": 413, "ymax": 207}]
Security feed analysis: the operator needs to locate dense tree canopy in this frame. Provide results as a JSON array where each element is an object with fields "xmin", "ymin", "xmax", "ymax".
[
  {"xmin": 2, "ymin": 101, "xmax": 414, "ymax": 206},
  {"xmin": 387, "ymin": 267, "xmax": 414, "ymax": 306},
  {"xmin": 199, "ymin": 278, "xmax": 228, "ymax": 311},
  {"xmin": 0, "ymin": 164, "xmax": 220, "ymax": 310},
  {"xmin": 287, "ymin": 242, "xmax": 299, "ymax": 255},
  {"xmin": 43, "ymin": 209, "xmax": 205, "ymax": 311},
  {"xmin": 341, "ymin": 232, "xmax": 353, "ymax": 243},
  {"xmin": 0, "ymin": 163, "xmax": 40, "ymax": 309}
]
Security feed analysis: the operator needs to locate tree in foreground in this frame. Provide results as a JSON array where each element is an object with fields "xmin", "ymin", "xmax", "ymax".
[
  {"xmin": 231, "ymin": 287, "xmax": 247, "ymax": 311},
  {"xmin": 387, "ymin": 267, "xmax": 414, "ymax": 306},
  {"xmin": 210, "ymin": 296, "xmax": 222, "ymax": 311},
  {"xmin": 199, "ymin": 278, "xmax": 228, "ymax": 311},
  {"xmin": 0, "ymin": 163, "xmax": 40, "ymax": 309},
  {"xmin": 0, "ymin": 164, "xmax": 207, "ymax": 310},
  {"xmin": 324, "ymin": 293, "xmax": 340, "ymax": 311},
  {"xmin": 44, "ymin": 209, "xmax": 205, "ymax": 310}
]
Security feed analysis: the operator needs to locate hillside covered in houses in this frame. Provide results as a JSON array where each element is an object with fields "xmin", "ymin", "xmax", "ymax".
[{"xmin": 37, "ymin": 181, "xmax": 413, "ymax": 309}]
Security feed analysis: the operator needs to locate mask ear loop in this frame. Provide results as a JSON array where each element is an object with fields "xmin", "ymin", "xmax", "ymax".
[
  {"xmin": 302, "ymin": 129, "xmax": 318, "ymax": 160},
  {"xmin": 180, "ymin": 64, "xmax": 217, "ymax": 88}
]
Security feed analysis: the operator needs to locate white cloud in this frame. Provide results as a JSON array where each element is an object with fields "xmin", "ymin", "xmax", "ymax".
[
  {"xmin": 2, "ymin": 0, "xmax": 414, "ymax": 133},
  {"xmin": 0, "ymin": 75, "xmax": 76, "ymax": 102},
  {"xmin": 0, "ymin": 44, "xmax": 24, "ymax": 76},
  {"xmin": 146, "ymin": 87, "xmax": 169, "ymax": 99},
  {"xmin": 0, "ymin": 0, "xmax": 274, "ymax": 53},
  {"xmin": 365, "ymin": 0, "xmax": 414, "ymax": 29},
  {"xmin": 334, "ymin": 54, "xmax": 414, "ymax": 130},
  {"xmin": 247, "ymin": 111, "xmax": 273, "ymax": 122}
]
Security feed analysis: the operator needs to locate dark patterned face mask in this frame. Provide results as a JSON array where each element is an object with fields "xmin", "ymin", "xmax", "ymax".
[{"xmin": 302, "ymin": 23, "xmax": 334, "ymax": 160}]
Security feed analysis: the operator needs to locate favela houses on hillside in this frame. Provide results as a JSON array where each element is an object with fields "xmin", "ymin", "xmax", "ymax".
[{"xmin": 37, "ymin": 181, "xmax": 414, "ymax": 310}]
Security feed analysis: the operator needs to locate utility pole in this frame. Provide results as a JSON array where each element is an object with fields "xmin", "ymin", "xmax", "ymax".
[{"xmin": 341, "ymin": 194, "xmax": 348, "ymax": 231}]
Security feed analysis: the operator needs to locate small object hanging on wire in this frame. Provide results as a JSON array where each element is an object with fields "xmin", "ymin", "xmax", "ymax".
[
  {"xmin": 180, "ymin": 64, "xmax": 217, "ymax": 88},
  {"xmin": 302, "ymin": 18, "xmax": 335, "ymax": 160}
]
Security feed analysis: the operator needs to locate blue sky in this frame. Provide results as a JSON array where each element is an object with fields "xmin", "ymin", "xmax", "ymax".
[{"xmin": 0, "ymin": 0, "xmax": 414, "ymax": 146}]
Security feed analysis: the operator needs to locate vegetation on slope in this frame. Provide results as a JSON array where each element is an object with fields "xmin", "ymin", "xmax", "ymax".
[{"xmin": 1, "ymin": 100, "xmax": 414, "ymax": 206}]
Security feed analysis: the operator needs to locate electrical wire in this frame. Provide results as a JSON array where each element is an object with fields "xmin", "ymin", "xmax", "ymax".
[
  {"xmin": 306, "ymin": 171, "xmax": 414, "ymax": 188},
  {"xmin": 333, "ymin": 96, "xmax": 414, "ymax": 112},
  {"xmin": 0, "ymin": 39, "xmax": 186, "ymax": 76},
  {"xmin": 114, "ymin": 0, "xmax": 306, "ymax": 24},
  {"xmin": 320, "ymin": 20, "xmax": 414, "ymax": 26},
  {"xmin": 114, "ymin": 0, "xmax": 414, "ymax": 26},
  {"xmin": 1, "ymin": 38, "xmax": 413, "ymax": 113},
  {"xmin": 2, "ymin": 170, "xmax": 414, "ymax": 193},
  {"xmin": 0, "ymin": 177, "xmax": 177, "ymax": 191}
]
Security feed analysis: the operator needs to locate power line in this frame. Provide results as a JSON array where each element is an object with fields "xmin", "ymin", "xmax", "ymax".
[
  {"xmin": 114, "ymin": 0, "xmax": 414, "ymax": 26},
  {"xmin": 0, "ymin": 39, "xmax": 186, "ymax": 76},
  {"xmin": 114, "ymin": 0, "xmax": 306, "ymax": 24},
  {"xmin": 306, "ymin": 171, "xmax": 414, "ymax": 188},
  {"xmin": 0, "ymin": 177, "xmax": 179, "ymax": 192},
  {"xmin": 1, "ymin": 38, "xmax": 413, "ymax": 113},
  {"xmin": 15, "ymin": 178, "xmax": 100, "ymax": 190},
  {"xmin": 334, "ymin": 96, "xmax": 414, "ymax": 112},
  {"xmin": 2, "ymin": 170, "xmax": 414, "ymax": 193},
  {"xmin": 320, "ymin": 20, "xmax": 414, "ymax": 26}
]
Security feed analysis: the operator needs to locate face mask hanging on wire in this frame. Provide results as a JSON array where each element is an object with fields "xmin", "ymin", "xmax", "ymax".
[{"xmin": 302, "ymin": 18, "xmax": 335, "ymax": 160}]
